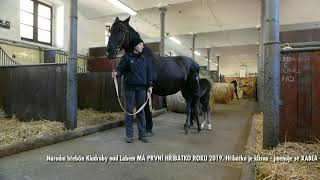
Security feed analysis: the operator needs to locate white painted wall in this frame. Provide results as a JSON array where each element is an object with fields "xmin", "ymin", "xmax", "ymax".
[
  {"xmin": 145, "ymin": 38, "xmax": 258, "ymax": 76},
  {"xmin": 77, "ymin": 10, "xmax": 105, "ymax": 55},
  {"xmin": 218, "ymin": 54, "xmax": 258, "ymax": 76},
  {"xmin": 0, "ymin": 0, "xmax": 105, "ymax": 55},
  {"xmin": 0, "ymin": 0, "xmax": 21, "ymax": 41}
]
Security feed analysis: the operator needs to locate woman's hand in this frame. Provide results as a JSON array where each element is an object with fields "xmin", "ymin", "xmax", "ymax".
[{"xmin": 148, "ymin": 87, "xmax": 153, "ymax": 95}]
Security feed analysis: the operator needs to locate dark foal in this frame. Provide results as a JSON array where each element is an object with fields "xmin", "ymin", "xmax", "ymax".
[{"xmin": 190, "ymin": 78, "xmax": 212, "ymax": 130}]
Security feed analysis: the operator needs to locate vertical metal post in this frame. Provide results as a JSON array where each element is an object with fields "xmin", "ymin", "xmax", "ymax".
[
  {"xmin": 262, "ymin": 0, "xmax": 280, "ymax": 148},
  {"xmin": 67, "ymin": 0, "xmax": 78, "ymax": 130},
  {"xmin": 207, "ymin": 48, "xmax": 211, "ymax": 75},
  {"xmin": 159, "ymin": 7, "xmax": 167, "ymax": 56},
  {"xmin": 256, "ymin": 51, "xmax": 260, "ymax": 101},
  {"xmin": 192, "ymin": 34, "xmax": 196, "ymax": 60},
  {"xmin": 217, "ymin": 55, "xmax": 220, "ymax": 82},
  {"xmin": 259, "ymin": 1, "xmax": 265, "ymax": 112},
  {"xmin": 257, "ymin": 27, "xmax": 262, "ymax": 109}
]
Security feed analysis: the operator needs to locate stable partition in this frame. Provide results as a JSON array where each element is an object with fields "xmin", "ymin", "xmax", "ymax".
[
  {"xmin": 77, "ymin": 72, "xmax": 124, "ymax": 112},
  {"xmin": 280, "ymin": 48, "xmax": 320, "ymax": 142},
  {"xmin": 0, "ymin": 64, "xmax": 125, "ymax": 122},
  {"xmin": 0, "ymin": 63, "xmax": 67, "ymax": 122}
]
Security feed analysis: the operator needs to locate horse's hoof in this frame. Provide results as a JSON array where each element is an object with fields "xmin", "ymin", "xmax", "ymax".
[
  {"xmin": 208, "ymin": 124, "xmax": 212, "ymax": 130},
  {"xmin": 184, "ymin": 125, "xmax": 190, "ymax": 134},
  {"xmin": 197, "ymin": 128, "xmax": 201, "ymax": 133}
]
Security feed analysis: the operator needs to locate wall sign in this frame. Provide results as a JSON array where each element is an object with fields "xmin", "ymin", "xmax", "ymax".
[{"xmin": 0, "ymin": 19, "xmax": 10, "ymax": 29}]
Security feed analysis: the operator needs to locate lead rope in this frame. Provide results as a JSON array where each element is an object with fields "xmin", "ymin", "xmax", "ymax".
[{"xmin": 113, "ymin": 74, "xmax": 152, "ymax": 116}]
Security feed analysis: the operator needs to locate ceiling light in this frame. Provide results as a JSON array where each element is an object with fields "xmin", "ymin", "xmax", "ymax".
[
  {"xmin": 107, "ymin": 0, "xmax": 137, "ymax": 16},
  {"xmin": 194, "ymin": 51, "xmax": 200, "ymax": 56},
  {"xmin": 169, "ymin": 37, "xmax": 181, "ymax": 44}
]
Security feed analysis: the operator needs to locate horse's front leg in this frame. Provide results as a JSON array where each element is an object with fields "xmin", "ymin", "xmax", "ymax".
[{"xmin": 190, "ymin": 108, "xmax": 193, "ymax": 127}]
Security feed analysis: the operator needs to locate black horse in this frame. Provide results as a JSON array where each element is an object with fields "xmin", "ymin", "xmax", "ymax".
[{"xmin": 106, "ymin": 16, "xmax": 201, "ymax": 133}]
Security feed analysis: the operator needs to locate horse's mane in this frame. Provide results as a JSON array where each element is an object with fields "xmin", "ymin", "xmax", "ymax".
[{"xmin": 124, "ymin": 23, "xmax": 158, "ymax": 59}]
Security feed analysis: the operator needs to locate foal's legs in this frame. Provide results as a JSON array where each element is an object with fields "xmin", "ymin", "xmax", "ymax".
[
  {"xmin": 201, "ymin": 99, "xmax": 212, "ymax": 130},
  {"xmin": 184, "ymin": 98, "xmax": 192, "ymax": 134},
  {"xmin": 193, "ymin": 97, "xmax": 201, "ymax": 132},
  {"xmin": 205, "ymin": 100, "xmax": 212, "ymax": 130},
  {"xmin": 207, "ymin": 110, "xmax": 212, "ymax": 130},
  {"xmin": 201, "ymin": 109, "xmax": 206, "ymax": 129}
]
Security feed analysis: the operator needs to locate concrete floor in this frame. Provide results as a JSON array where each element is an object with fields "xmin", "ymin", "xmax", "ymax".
[{"xmin": 0, "ymin": 99, "xmax": 256, "ymax": 180}]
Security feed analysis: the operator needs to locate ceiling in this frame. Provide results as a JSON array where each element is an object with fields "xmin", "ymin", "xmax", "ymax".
[
  {"xmin": 77, "ymin": 0, "xmax": 320, "ymax": 74},
  {"xmin": 78, "ymin": 0, "xmax": 193, "ymax": 19}
]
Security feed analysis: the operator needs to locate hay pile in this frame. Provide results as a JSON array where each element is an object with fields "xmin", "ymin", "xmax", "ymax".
[
  {"xmin": 206, "ymin": 78, "xmax": 215, "ymax": 113},
  {"xmin": 242, "ymin": 86, "xmax": 252, "ymax": 96},
  {"xmin": 0, "ymin": 116, "xmax": 66, "ymax": 145},
  {"xmin": 0, "ymin": 108, "xmax": 5, "ymax": 119},
  {"xmin": 247, "ymin": 113, "xmax": 320, "ymax": 180},
  {"xmin": 231, "ymin": 88, "xmax": 235, "ymax": 100},
  {"xmin": 213, "ymin": 83, "xmax": 234, "ymax": 104},
  {"xmin": 166, "ymin": 91, "xmax": 186, "ymax": 113},
  {"xmin": 0, "ymin": 109, "xmax": 123, "ymax": 145},
  {"xmin": 77, "ymin": 109, "xmax": 123, "ymax": 127}
]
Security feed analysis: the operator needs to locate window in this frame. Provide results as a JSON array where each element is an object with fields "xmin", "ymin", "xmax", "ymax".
[
  {"xmin": 105, "ymin": 26, "xmax": 110, "ymax": 45},
  {"xmin": 20, "ymin": 0, "xmax": 52, "ymax": 45}
]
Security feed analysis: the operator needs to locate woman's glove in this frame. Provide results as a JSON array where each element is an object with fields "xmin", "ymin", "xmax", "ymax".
[{"xmin": 112, "ymin": 71, "xmax": 118, "ymax": 79}]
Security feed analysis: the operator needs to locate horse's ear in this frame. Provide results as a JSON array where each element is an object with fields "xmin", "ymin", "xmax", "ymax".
[
  {"xmin": 124, "ymin": 16, "xmax": 131, "ymax": 24},
  {"xmin": 115, "ymin": 17, "xmax": 120, "ymax": 22}
]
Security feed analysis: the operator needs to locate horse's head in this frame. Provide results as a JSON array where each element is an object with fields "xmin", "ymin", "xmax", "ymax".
[{"xmin": 106, "ymin": 16, "xmax": 131, "ymax": 59}]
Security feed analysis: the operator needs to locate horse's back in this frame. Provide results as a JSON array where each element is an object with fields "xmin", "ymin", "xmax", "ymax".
[
  {"xmin": 160, "ymin": 56, "xmax": 199, "ymax": 71},
  {"xmin": 152, "ymin": 56, "xmax": 189, "ymax": 96},
  {"xmin": 151, "ymin": 55, "xmax": 200, "ymax": 96}
]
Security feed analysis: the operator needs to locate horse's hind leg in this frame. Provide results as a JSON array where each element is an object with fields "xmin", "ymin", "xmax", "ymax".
[{"xmin": 144, "ymin": 104, "xmax": 153, "ymax": 134}]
